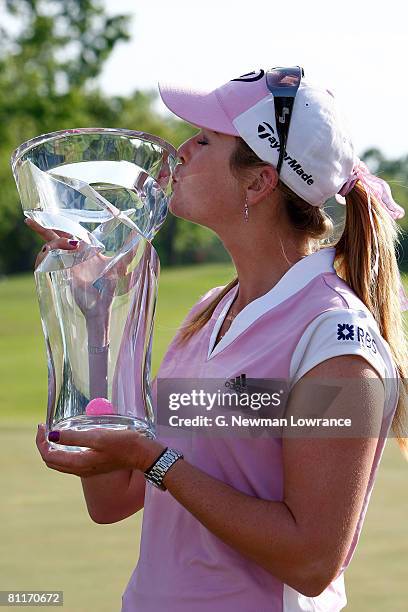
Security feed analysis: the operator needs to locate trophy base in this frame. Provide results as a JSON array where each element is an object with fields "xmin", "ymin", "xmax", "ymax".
[{"xmin": 47, "ymin": 414, "xmax": 155, "ymax": 452}]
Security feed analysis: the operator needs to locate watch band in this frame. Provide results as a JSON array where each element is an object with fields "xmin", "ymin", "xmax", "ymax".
[{"xmin": 144, "ymin": 448, "xmax": 184, "ymax": 491}]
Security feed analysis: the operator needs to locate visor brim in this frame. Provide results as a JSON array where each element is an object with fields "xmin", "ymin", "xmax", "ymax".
[{"xmin": 158, "ymin": 82, "xmax": 239, "ymax": 136}]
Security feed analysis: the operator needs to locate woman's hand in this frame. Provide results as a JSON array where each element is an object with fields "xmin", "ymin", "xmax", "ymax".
[
  {"xmin": 25, "ymin": 217, "xmax": 80, "ymax": 269},
  {"xmin": 36, "ymin": 424, "xmax": 166, "ymax": 478}
]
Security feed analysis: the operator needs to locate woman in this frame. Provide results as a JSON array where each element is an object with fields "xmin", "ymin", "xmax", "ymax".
[{"xmin": 33, "ymin": 67, "xmax": 407, "ymax": 611}]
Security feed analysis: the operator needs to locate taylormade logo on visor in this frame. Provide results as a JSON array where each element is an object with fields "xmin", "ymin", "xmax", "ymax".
[{"xmin": 257, "ymin": 122, "xmax": 314, "ymax": 185}]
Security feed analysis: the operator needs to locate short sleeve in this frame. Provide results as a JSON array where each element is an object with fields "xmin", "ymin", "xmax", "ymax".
[{"xmin": 289, "ymin": 308, "xmax": 396, "ymax": 387}]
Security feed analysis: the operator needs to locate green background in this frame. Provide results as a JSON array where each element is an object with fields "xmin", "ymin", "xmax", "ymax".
[{"xmin": 1, "ymin": 265, "xmax": 407, "ymax": 611}]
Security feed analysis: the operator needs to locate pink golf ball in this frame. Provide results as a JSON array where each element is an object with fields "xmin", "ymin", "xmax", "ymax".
[{"xmin": 85, "ymin": 397, "xmax": 115, "ymax": 416}]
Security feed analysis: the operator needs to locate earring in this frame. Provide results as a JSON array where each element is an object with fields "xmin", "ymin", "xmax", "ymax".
[{"xmin": 244, "ymin": 196, "xmax": 249, "ymax": 222}]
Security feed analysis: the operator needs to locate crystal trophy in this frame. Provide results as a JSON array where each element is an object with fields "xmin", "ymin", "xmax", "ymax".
[{"xmin": 11, "ymin": 128, "xmax": 178, "ymax": 448}]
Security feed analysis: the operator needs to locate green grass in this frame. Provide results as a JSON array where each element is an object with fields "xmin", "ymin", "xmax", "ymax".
[
  {"xmin": 0, "ymin": 266, "xmax": 407, "ymax": 611},
  {"xmin": 0, "ymin": 426, "xmax": 143, "ymax": 612},
  {"xmin": 0, "ymin": 263, "xmax": 235, "ymax": 425}
]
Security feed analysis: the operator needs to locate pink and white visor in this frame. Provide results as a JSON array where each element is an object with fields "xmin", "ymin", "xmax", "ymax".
[
  {"xmin": 159, "ymin": 70, "xmax": 356, "ymax": 208},
  {"xmin": 159, "ymin": 70, "xmax": 270, "ymax": 137}
]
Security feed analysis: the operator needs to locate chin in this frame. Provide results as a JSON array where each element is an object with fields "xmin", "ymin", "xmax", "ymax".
[
  {"xmin": 168, "ymin": 196, "xmax": 189, "ymax": 221},
  {"xmin": 168, "ymin": 196, "xmax": 211, "ymax": 227},
  {"xmin": 168, "ymin": 198, "xmax": 182, "ymax": 218},
  {"xmin": 169, "ymin": 198, "xmax": 185, "ymax": 219}
]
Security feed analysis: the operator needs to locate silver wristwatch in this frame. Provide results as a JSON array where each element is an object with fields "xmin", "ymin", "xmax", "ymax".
[{"xmin": 144, "ymin": 448, "xmax": 184, "ymax": 491}]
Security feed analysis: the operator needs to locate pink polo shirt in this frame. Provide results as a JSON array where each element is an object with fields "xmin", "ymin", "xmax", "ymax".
[{"xmin": 122, "ymin": 247, "xmax": 399, "ymax": 611}]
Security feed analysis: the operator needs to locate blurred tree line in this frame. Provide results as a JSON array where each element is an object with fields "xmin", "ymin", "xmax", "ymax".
[
  {"xmin": 0, "ymin": 0, "xmax": 406, "ymax": 276},
  {"xmin": 0, "ymin": 0, "xmax": 227, "ymax": 274}
]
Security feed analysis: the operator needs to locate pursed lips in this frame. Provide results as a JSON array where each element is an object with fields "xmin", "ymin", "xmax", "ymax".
[
  {"xmin": 172, "ymin": 166, "xmax": 184, "ymax": 184},
  {"xmin": 172, "ymin": 173, "xmax": 182, "ymax": 187}
]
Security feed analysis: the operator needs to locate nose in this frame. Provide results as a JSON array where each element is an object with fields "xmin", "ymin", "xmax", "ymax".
[
  {"xmin": 176, "ymin": 143, "xmax": 187, "ymax": 165},
  {"xmin": 172, "ymin": 142, "xmax": 188, "ymax": 179},
  {"xmin": 176, "ymin": 134, "xmax": 196, "ymax": 164}
]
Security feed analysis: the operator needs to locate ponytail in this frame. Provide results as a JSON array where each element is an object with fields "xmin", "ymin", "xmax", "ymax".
[{"xmin": 336, "ymin": 182, "xmax": 408, "ymax": 457}]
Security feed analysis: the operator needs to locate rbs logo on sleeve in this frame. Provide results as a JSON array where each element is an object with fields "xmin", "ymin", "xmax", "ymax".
[{"xmin": 336, "ymin": 323, "xmax": 377, "ymax": 354}]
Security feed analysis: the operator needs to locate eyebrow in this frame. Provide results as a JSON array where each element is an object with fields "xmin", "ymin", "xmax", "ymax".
[{"xmin": 201, "ymin": 129, "xmax": 220, "ymax": 137}]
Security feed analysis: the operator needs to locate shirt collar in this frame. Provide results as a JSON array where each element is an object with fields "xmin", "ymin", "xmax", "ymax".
[{"xmin": 208, "ymin": 247, "xmax": 336, "ymax": 359}]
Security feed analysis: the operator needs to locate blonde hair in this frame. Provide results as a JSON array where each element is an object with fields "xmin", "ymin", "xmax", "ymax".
[{"xmin": 176, "ymin": 138, "xmax": 408, "ymax": 456}]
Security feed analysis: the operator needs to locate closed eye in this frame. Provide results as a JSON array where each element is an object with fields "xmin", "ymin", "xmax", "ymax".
[{"xmin": 197, "ymin": 139, "xmax": 208, "ymax": 145}]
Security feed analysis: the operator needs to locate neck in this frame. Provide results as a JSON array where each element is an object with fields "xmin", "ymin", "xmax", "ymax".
[{"xmin": 221, "ymin": 227, "xmax": 315, "ymax": 311}]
